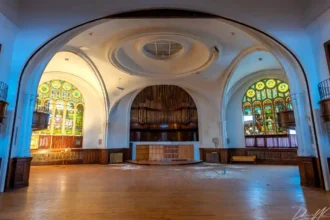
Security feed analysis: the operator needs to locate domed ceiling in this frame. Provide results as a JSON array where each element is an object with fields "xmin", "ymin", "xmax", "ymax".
[
  {"xmin": 65, "ymin": 19, "xmax": 272, "ymax": 79},
  {"xmin": 107, "ymin": 30, "xmax": 219, "ymax": 78},
  {"xmin": 51, "ymin": 18, "xmax": 284, "ymax": 99}
]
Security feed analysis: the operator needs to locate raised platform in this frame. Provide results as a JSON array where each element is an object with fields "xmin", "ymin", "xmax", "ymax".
[{"xmin": 127, "ymin": 160, "xmax": 202, "ymax": 166}]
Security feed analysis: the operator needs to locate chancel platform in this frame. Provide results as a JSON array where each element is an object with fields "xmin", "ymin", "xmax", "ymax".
[{"xmin": 127, "ymin": 159, "xmax": 202, "ymax": 165}]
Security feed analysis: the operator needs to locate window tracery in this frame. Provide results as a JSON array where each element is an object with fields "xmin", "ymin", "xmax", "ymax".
[
  {"xmin": 30, "ymin": 80, "xmax": 85, "ymax": 149},
  {"xmin": 242, "ymin": 79, "xmax": 292, "ymax": 136}
]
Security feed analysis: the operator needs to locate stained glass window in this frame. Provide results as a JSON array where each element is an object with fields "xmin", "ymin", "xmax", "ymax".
[
  {"xmin": 31, "ymin": 80, "xmax": 85, "ymax": 149},
  {"xmin": 242, "ymin": 79, "xmax": 292, "ymax": 136}
]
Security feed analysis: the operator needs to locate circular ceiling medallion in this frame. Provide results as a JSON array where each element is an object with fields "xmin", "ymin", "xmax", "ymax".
[{"xmin": 107, "ymin": 30, "xmax": 219, "ymax": 78}]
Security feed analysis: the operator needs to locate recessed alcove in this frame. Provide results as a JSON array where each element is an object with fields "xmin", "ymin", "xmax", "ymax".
[{"xmin": 129, "ymin": 85, "xmax": 200, "ymax": 163}]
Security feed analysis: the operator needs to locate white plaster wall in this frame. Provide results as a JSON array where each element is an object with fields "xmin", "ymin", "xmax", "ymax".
[
  {"xmin": 108, "ymin": 91, "xmax": 133, "ymax": 149},
  {"xmin": 306, "ymin": 8, "xmax": 330, "ymax": 190}
]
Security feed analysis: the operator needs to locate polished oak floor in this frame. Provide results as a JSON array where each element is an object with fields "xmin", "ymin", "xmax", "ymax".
[{"xmin": 0, "ymin": 164, "xmax": 329, "ymax": 220}]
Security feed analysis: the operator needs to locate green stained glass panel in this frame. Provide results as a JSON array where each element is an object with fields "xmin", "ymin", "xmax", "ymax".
[
  {"xmin": 75, "ymin": 104, "xmax": 84, "ymax": 136},
  {"xmin": 272, "ymin": 88, "xmax": 277, "ymax": 98},
  {"xmin": 53, "ymin": 101, "xmax": 64, "ymax": 135},
  {"xmin": 65, "ymin": 103, "xmax": 74, "ymax": 135},
  {"xmin": 242, "ymin": 78, "xmax": 292, "ymax": 138},
  {"xmin": 266, "ymin": 89, "xmax": 272, "ymax": 99},
  {"xmin": 256, "ymin": 91, "xmax": 261, "ymax": 100},
  {"xmin": 261, "ymin": 90, "xmax": 267, "ymax": 100}
]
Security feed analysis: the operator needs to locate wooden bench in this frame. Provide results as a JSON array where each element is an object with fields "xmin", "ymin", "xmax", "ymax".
[{"xmin": 230, "ymin": 156, "xmax": 256, "ymax": 164}]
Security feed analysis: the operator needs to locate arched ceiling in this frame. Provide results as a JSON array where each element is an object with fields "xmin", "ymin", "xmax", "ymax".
[
  {"xmin": 66, "ymin": 19, "xmax": 263, "ymax": 79},
  {"xmin": 43, "ymin": 51, "xmax": 103, "ymax": 94},
  {"xmin": 43, "ymin": 18, "xmax": 286, "ymax": 103},
  {"xmin": 227, "ymin": 51, "xmax": 283, "ymax": 90}
]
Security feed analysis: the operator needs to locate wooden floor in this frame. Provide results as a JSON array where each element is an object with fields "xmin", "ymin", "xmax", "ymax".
[
  {"xmin": 0, "ymin": 164, "xmax": 330, "ymax": 220},
  {"xmin": 127, "ymin": 160, "xmax": 202, "ymax": 165}
]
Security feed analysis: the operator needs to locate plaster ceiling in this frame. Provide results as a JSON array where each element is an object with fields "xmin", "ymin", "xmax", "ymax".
[
  {"xmin": 227, "ymin": 51, "xmax": 283, "ymax": 90},
  {"xmin": 66, "ymin": 19, "xmax": 266, "ymax": 79},
  {"xmin": 43, "ymin": 18, "xmax": 286, "ymax": 100},
  {"xmin": 43, "ymin": 51, "xmax": 103, "ymax": 94}
]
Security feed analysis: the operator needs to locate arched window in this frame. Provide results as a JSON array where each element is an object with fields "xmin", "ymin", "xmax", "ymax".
[
  {"xmin": 30, "ymin": 80, "xmax": 85, "ymax": 149},
  {"xmin": 242, "ymin": 79, "xmax": 297, "ymax": 148}
]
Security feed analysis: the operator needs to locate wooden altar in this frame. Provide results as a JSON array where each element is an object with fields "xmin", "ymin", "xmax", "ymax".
[{"xmin": 129, "ymin": 143, "xmax": 201, "ymax": 165}]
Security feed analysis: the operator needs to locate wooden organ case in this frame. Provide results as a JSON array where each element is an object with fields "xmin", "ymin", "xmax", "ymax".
[{"xmin": 130, "ymin": 85, "xmax": 199, "ymax": 142}]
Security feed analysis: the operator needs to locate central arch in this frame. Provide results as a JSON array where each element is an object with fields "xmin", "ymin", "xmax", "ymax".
[
  {"xmin": 130, "ymin": 85, "xmax": 199, "ymax": 142},
  {"xmin": 2, "ymin": 9, "xmax": 326, "ymax": 192}
]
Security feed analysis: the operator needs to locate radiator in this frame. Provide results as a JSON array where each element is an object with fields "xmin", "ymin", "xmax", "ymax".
[{"xmin": 110, "ymin": 153, "xmax": 123, "ymax": 163}]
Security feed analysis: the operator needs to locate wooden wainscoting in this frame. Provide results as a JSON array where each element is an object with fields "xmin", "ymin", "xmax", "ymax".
[
  {"xmin": 297, "ymin": 157, "xmax": 323, "ymax": 188},
  {"xmin": 199, "ymin": 148, "xmax": 298, "ymax": 165},
  {"xmin": 6, "ymin": 157, "xmax": 32, "ymax": 191},
  {"xmin": 31, "ymin": 148, "xmax": 131, "ymax": 166}
]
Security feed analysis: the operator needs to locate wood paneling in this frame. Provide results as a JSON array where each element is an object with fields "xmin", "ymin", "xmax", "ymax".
[
  {"xmin": 319, "ymin": 98, "xmax": 330, "ymax": 122},
  {"xmin": 200, "ymin": 148, "xmax": 298, "ymax": 165},
  {"xmin": 206, "ymin": 152, "xmax": 220, "ymax": 163},
  {"xmin": 136, "ymin": 145, "xmax": 149, "ymax": 161},
  {"xmin": 136, "ymin": 145, "xmax": 194, "ymax": 161},
  {"xmin": 6, "ymin": 157, "xmax": 32, "ymax": 191},
  {"xmin": 99, "ymin": 149, "xmax": 110, "ymax": 164},
  {"xmin": 178, "ymin": 145, "xmax": 194, "ymax": 160},
  {"xmin": 37, "ymin": 135, "xmax": 83, "ymax": 149},
  {"xmin": 82, "ymin": 149, "xmax": 100, "ymax": 164},
  {"xmin": 0, "ymin": 100, "xmax": 8, "ymax": 124},
  {"xmin": 297, "ymin": 156, "xmax": 322, "ymax": 188},
  {"xmin": 31, "ymin": 148, "xmax": 131, "ymax": 166}
]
